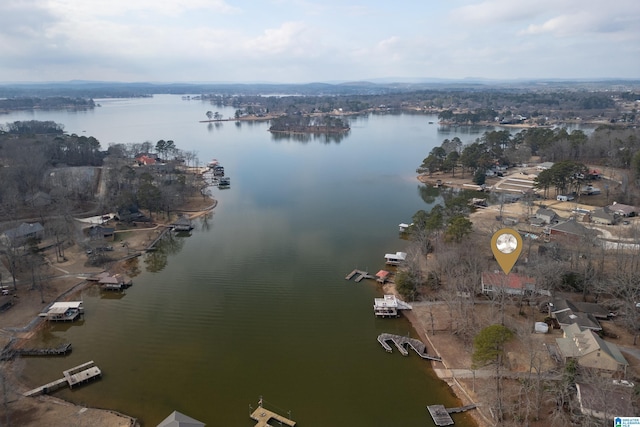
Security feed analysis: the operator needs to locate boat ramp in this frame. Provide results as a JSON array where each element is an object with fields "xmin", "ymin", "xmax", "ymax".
[
  {"xmin": 23, "ymin": 361, "xmax": 102, "ymax": 397},
  {"xmin": 377, "ymin": 333, "xmax": 441, "ymax": 361}
]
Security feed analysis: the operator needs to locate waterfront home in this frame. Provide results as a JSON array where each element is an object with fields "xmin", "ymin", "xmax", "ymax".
[
  {"xmin": 480, "ymin": 271, "xmax": 548, "ymax": 296},
  {"xmin": 39, "ymin": 301, "xmax": 84, "ymax": 322},
  {"xmin": 384, "ymin": 251, "xmax": 407, "ymax": 265},
  {"xmin": 373, "ymin": 294, "xmax": 412, "ymax": 318},
  {"xmin": 556, "ymin": 323, "xmax": 628, "ymax": 374}
]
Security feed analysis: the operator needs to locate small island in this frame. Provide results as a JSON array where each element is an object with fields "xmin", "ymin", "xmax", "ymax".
[{"xmin": 268, "ymin": 114, "xmax": 350, "ymax": 134}]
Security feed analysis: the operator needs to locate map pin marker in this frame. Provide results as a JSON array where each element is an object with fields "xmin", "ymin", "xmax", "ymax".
[{"xmin": 491, "ymin": 228, "xmax": 523, "ymax": 275}]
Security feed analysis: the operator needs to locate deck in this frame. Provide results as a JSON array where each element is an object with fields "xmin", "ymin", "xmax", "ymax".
[
  {"xmin": 250, "ymin": 407, "xmax": 296, "ymax": 427},
  {"xmin": 377, "ymin": 333, "xmax": 442, "ymax": 361}
]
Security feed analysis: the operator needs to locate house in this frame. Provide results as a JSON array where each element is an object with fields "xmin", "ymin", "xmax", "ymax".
[
  {"xmin": 480, "ymin": 272, "xmax": 548, "ymax": 296},
  {"xmin": 384, "ymin": 251, "xmax": 407, "ymax": 266},
  {"xmin": 535, "ymin": 208, "xmax": 557, "ymax": 225},
  {"xmin": 608, "ymin": 202, "xmax": 637, "ymax": 217},
  {"xmin": 575, "ymin": 383, "xmax": 635, "ymax": 422},
  {"xmin": 549, "ymin": 298, "xmax": 607, "ymax": 331},
  {"xmin": 590, "ymin": 207, "xmax": 615, "ymax": 225},
  {"xmin": 556, "ymin": 323, "xmax": 628, "ymax": 373},
  {"xmin": 87, "ymin": 225, "xmax": 116, "ymax": 241},
  {"xmin": 0, "ymin": 222, "xmax": 45, "ymax": 247},
  {"xmin": 546, "ymin": 219, "xmax": 595, "ymax": 240},
  {"xmin": 135, "ymin": 154, "xmax": 157, "ymax": 166}
]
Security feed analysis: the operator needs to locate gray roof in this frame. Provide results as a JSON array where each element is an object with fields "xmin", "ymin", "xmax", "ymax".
[
  {"xmin": 549, "ymin": 219, "xmax": 594, "ymax": 238},
  {"xmin": 157, "ymin": 411, "xmax": 205, "ymax": 427},
  {"xmin": 607, "ymin": 203, "xmax": 637, "ymax": 216},
  {"xmin": 536, "ymin": 208, "xmax": 556, "ymax": 219},
  {"xmin": 590, "ymin": 207, "xmax": 615, "ymax": 223},
  {"xmin": 2, "ymin": 222, "xmax": 44, "ymax": 240},
  {"xmin": 554, "ymin": 310, "xmax": 602, "ymax": 331}
]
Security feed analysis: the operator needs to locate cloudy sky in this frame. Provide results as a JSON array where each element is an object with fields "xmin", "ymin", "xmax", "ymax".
[{"xmin": 1, "ymin": 0, "xmax": 639, "ymax": 83}]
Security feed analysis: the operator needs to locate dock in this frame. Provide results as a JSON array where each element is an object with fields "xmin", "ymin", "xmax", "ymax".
[
  {"xmin": 16, "ymin": 343, "xmax": 72, "ymax": 357},
  {"xmin": 250, "ymin": 407, "xmax": 296, "ymax": 427},
  {"xmin": 426, "ymin": 404, "xmax": 477, "ymax": 426},
  {"xmin": 377, "ymin": 333, "xmax": 442, "ymax": 361},
  {"xmin": 24, "ymin": 361, "xmax": 102, "ymax": 397},
  {"xmin": 345, "ymin": 269, "xmax": 374, "ymax": 282},
  {"xmin": 427, "ymin": 405, "xmax": 454, "ymax": 426}
]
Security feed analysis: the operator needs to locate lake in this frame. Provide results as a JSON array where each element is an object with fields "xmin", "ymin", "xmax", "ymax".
[{"xmin": 4, "ymin": 96, "xmax": 495, "ymax": 426}]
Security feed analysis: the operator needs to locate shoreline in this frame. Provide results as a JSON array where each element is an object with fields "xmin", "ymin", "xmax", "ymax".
[
  {"xmin": 403, "ymin": 309, "xmax": 493, "ymax": 427},
  {"xmin": 1, "ymin": 198, "xmax": 218, "ymax": 426}
]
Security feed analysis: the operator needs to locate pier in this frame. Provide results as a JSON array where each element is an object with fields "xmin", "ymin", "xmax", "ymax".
[
  {"xmin": 426, "ymin": 404, "xmax": 477, "ymax": 426},
  {"xmin": 345, "ymin": 269, "xmax": 375, "ymax": 282},
  {"xmin": 250, "ymin": 407, "xmax": 296, "ymax": 427},
  {"xmin": 377, "ymin": 333, "xmax": 442, "ymax": 361},
  {"xmin": 427, "ymin": 405, "xmax": 454, "ymax": 426},
  {"xmin": 16, "ymin": 343, "xmax": 72, "ymax": 357},
  {"xmin": 23, "ymin": 361, "xmax": 102, "ymax": 397}
]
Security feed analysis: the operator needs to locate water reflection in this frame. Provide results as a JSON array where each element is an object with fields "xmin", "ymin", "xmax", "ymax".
[
  {"xmin": 143, "ymin": 232, "xmax": 186, "ymax": 272},
  {"xmin": 269, "ymin": 131, "xmax": 348, "ymax": 144}
]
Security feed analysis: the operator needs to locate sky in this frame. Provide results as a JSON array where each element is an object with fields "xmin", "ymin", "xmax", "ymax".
[{"xmin": 1, "ymin": 0, "xmax": 639, "ymax": 83}]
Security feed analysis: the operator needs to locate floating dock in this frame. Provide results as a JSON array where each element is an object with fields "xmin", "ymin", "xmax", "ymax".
[
  {"xmin": 23, "ymin": 361, "xmax": 102, "ymax": 397},
  {"xmin": 426, "ymin": 404, "xmax": 477, "ymax": 426},
  {"xmin": 427, "ymin": 405, "xmax": 454, "ymax": 426},
  {"xmin": 250, "ymin": 407, "xmax": 296, "ymax": 427},
  {"xmin": 345, "ymin": 269, "xmax": 375, "ymax": 282},
  {"xmin": 377, "ymin": 333, "xmax": 442, "ymax": 361}
]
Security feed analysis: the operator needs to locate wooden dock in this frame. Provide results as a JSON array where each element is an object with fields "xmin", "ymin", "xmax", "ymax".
[
  {"xmin": 16, "ymin": 343, "xmax": 72, "ymax": 357},
  {"xmin": 345, "ymin": 269, "xmax": 375, "ymax": 282},
  {"xmin": 426, "ymin": 403, "xmax": 477, "ymax": 426},
  {"xmin": 24, "ymin": 361, "xmax": 102, "ymax": 397},
  {"xmin": 427, "ymin": 405, "xmax": 454, "ymax": 426},
  {"xmin": 377, "ymin": 333, "xmax": 442, "ymax": 361},
  {"xmin": 250, "ymin": 407, "xmax": 296, "ymax": 427}
]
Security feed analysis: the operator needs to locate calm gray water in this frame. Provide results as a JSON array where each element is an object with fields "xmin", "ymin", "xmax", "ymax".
[{"xmin": 5, "ymin": 96, "xmax": 489, "ymax": 426}]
